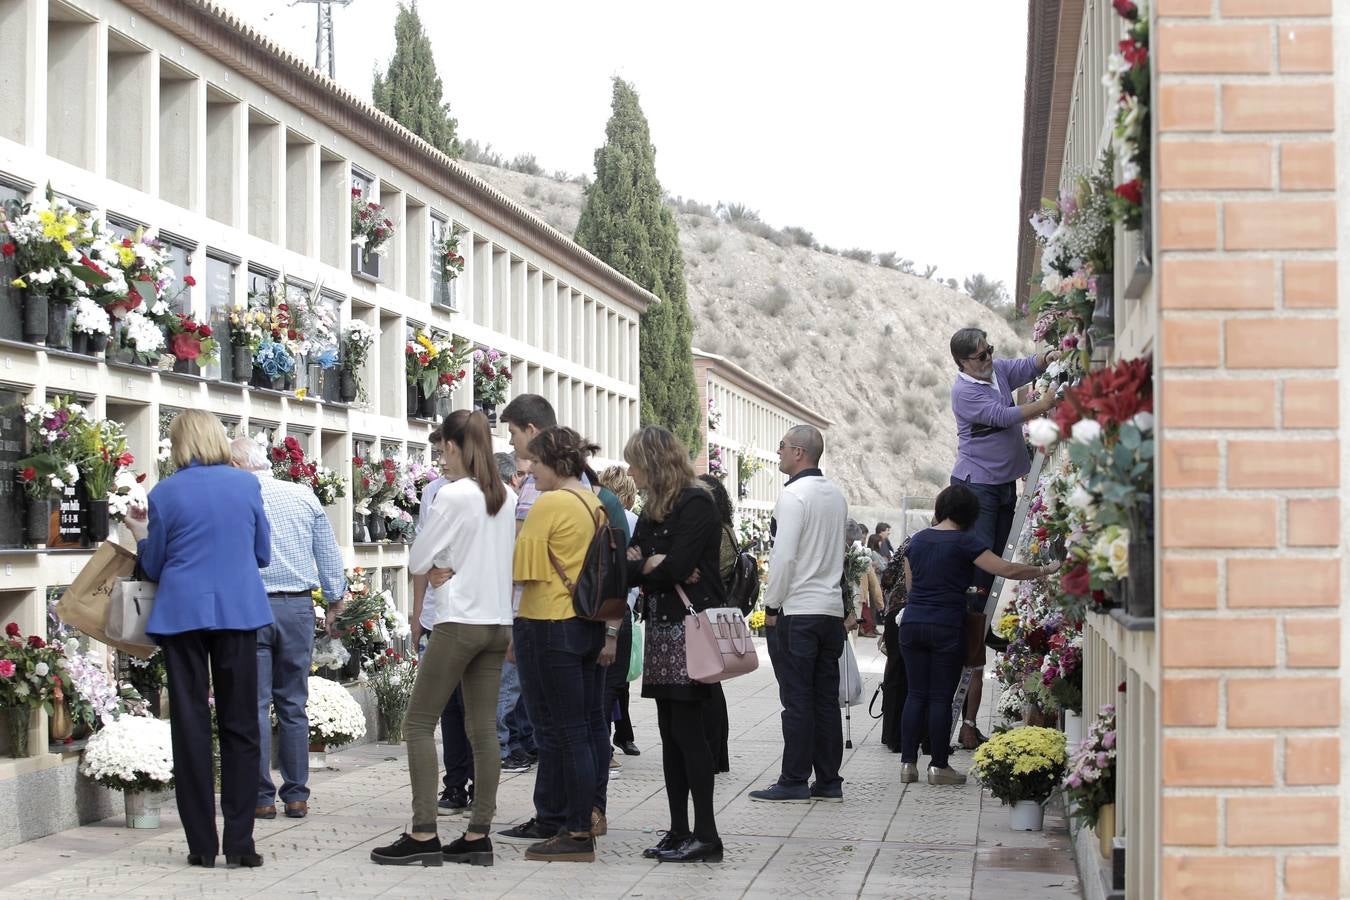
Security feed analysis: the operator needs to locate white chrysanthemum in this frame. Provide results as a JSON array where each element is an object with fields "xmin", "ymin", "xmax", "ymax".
[
  {"xmin": 305, "ymin": 676, "xmax": 366, "ymax": 747},
  {"xmin": 81, "ymin": 715, "xmax": 175, "ymax": 791},
  {"xmin": 1070, "ymin": 419, "xmax": 1103, "ymax": 444},
  {"xmin": 1027, "ymin": 418, "xmax": 1060, "ymax": 449},
  {"xmin": 72, "ymin": 297, "xmax": 112, "ymax": 335}
]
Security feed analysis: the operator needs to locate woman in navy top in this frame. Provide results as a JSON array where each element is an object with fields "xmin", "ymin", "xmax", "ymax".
[
  {"xmin": 899, "ymin": 483, "xmax": 1056, "ymax": 785},
  {"xmin": 126, "ymin": 409, "xmax": 272, "ymax": 869}
]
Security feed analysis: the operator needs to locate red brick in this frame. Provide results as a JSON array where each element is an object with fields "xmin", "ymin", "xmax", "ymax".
[
  {"xmin": 1162, "ymin": 677, "xmax": 1220, "ymax": 725},
  {"xmin": 1161, "ymin": 320, "xmax": 1221, "ymax": 367},
  {"xmin": 1163, "ymin": 558, "xmax": 1219, "ymax": 610},
  {"xmin": 1163, "ymin": 737, "xmax": 1276, "ymax": 786},
  {"xmin": 1228, "ymin": 558, "xmax": 1339, "ymax": 608},
  {"xmin": 1279, "ymin": 25, "xmax": 1333, "ymax": 74},
  {"xmin": 1286, "ymin": 618, "xmax": 1340, "ymax": 668},
  {"xmin": 1163, "ymin": 856, "xmax": 1276, "ymax": 900},
  {"xmin": 1286, "ymin": 736, "xmax": 1339, "ymax": 785},
  {"xmin": 1285, "ymin": 856, "xmax": 1339, "ymax": 899},
  {"xmin": 1161, "ymin": 440, "xmax": 1219, "ymax": 488},
  {"xmin": 1161, "ymin": 257, "xmax": 1276, "ymax": 309},
  {"xmin": 1163, "ymin": 618, "xmax": 1276, "ymax": 667},
  {"xmin": 1161, "ymin": 795, "xmax": 1218, "ymax": 846},
  {"xmin": 1284, "ymin": 260, "xmax": 1337, "ymax": 308},
  {"xmin": 1160, "ymin": 84, "xmax": 1219, "ymax": 132},
  {"xmin": 1288, "ymin": 498, "xmax": 1339, "ymax": 547},
  {"xmin": 1159, "ymin": 24, "xmax": 1272, "ymax": 74},
  {"xmin": 1227, "ymin": 319, "xmax": 1337, "ymax": 368},
  {"xmin": 1284, "ymin": 380, "xmax": 1339, "ymax": 428},
  {"xmin": 1228, "ymin": 439, "xmax": 1338, "ymax": 488},
  {"xmin": 1281, "ymin": 141, "xmax": 1335, "ymax": 190},
  {"xmin": 1222, "ymin": 0, "xmax": 1330, "ymax": 15},
  {"xmin": 1227, "ymin": 796, "xmax": 1338, "ymax": 846},
  {"xmin": 1159, "ymin": 201, "xmax": 1219, "ymax": 250},
  {"xmin": 1223, "ymin": 83, "xmax": 1335, "ymax": 132},
  {"xmin": 1228, "ymin": 677, "xmax": 1338, "ymax": 726},
  {"xmin": 1224, "ymin": 200, "xmax": 1336, "ymax": 250},
  {"xmin": 1160, "ymin": 140, "xmax": 1272, "ymax": 189},
  {"xmin": 1158, "ymin": 0, "xmax": 1212, "ymax": 13},
  {"xmin": 1161, "ymin": 379, "xmax": 1275, "ymax": 427},
  {"xmin": 1162, "ymin": 498, "xmax": 1277, "ymax": 549}
]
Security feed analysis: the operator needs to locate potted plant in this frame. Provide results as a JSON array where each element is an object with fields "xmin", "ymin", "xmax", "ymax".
[
  {"xmin": 0, "ymin": 623, "xmax": 67, "ymax": 757},
  {"xmin": 472, "ymin": 347, "xmax": 511, "ymax": 425},
  {"xmin": 432, "ymin": 226, "xmax": 465, "ymax": 307},
  {"xmin": 81, "ymin": 714, "xmax": 175, "ymax": 827},
  {"xmin": 17, "ymin": 396, "xmax": 88, "ymax": 547},
  {"xmin": 339, "ymin": 321, "xmax": 375, "ymax": 403},
  {"xmin": 368, "ymin": 650, "xmax": 417, "ymax": 743},
  {"xmin": 351, "ymin": 189, "xmax": 394, "ymax": 281},
  {"xmin": 1065, "ymin": 703, "xmax": 1118, "ymax": 857},
  {"xmin": 304, "ymin": 674, "xmax": 367, "ymax": 767},
  {"xmin": 70, "ymin": 297, "xmax": 112, "ymax": 357},
  {"xmin": 70, "ymin": 417, "xmax": 134, "ymax": 543},
  {"xmin": 1, "ymin": 190, "xmax": 107, "ymax": 347},
  {"xmin": 254, "ymin": 340, "xmax": 295, "ymax": 391},
  {"xmin": 227, "ymin": 308, "xmax": 267, "ymax": 383},
  {"xmin": 970, "ymin": 726, "xmax": 1067, "ymax": 832}
]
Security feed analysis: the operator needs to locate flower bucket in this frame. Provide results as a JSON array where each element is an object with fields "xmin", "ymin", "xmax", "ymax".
[
  {"xmin": 1096, "ymin": 802, "xmax": 1116, "ymax": 858},
  {"xmin": 172, "ymin": 358, "xmax": 199, "ymax": 376},
  {"xmin": 1009, "ymin": 800, "xmax": 1044, "ymax": 832},
  {"xmin": 85, "ymin": 498, "xmax": 110, "ymax": 543},
  {"xmin": 5, "ymin": 707, "xmax": 31, "ymax": 758},
  {"xmin": 23, "ymin": 286, "xmax": 48, "ymax": 344},
  {"xmin": 308, "ymin": 741, "xmax": 327, "ymax": 770},
  {"xmin": 367, "ymin": 514, "xmax": 386, "ymax": 542},
  {"xmin": 1125, "ymin": 540, "xmax": 1154, "ymax": 619},
  {"xmin": 230, "ymin": 345, "xmax": 252, "ymax": 383},
  {"xmin": 1063, "ymin": 709, "xmax": 1083, "ymax": 748},
  {"xmin": 417, "ymin": 386, "xmax": 436, "ymax": 420},
  {"xmin": 26, "ymin": 498, "xmax": 50, "ymax": 547},
  {"xmin": 339, "ymin": 370, "xmax": 358, "ymax": 403},
  {"xmin": 124, "ymin": 790, "xmax": 162, "ymax": 829},
  {"xmin": 46, "ymin": 300, "xmax": 72, "ymax": 351},
  {"xmin": 480, "ymin": 401, "xmax": 497, "ymax": 427}
]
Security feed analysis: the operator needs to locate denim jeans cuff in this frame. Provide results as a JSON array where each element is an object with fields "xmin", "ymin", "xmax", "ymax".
[{"xmin": 412, "ymin": 822, "xmax": 437, "ymax": 834}]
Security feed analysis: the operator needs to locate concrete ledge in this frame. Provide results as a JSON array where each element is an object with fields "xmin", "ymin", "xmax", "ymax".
[{"xmin": 1071, "ymin": 814, "xmax": 1123, "ymax": 900}]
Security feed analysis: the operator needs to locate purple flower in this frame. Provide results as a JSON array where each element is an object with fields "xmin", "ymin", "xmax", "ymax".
[
  {"xmin": 1096, "ymin": 752, "xmax": 1109, "ymax": 768},
  {"xmin": 1102, "ymin": 731, "xmax": 1116, "ymax": 749},
  {"xmin": 1067, "ymin": 774, "xmax": 1082, "ymax": 788}
]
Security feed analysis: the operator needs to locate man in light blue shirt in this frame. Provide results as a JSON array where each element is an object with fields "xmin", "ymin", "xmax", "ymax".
[{"xmin": 231, "ymin": 438, "xmax": 345, "ymax": 821}]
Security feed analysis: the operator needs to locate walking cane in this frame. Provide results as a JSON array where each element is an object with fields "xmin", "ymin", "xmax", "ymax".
[{"xmin": 843, "ymin": 647, "xmax": 853, "ymax": 750}]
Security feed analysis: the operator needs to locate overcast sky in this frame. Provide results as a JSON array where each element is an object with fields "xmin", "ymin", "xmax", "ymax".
[{"xmin": 218, "ymin": 0, "xmax": 1029, "ymax": 290}]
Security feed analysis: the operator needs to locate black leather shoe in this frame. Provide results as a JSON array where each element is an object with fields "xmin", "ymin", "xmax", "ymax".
[
  {"xmin": 616, "ymin": 740, "xmax": 641, "ymax": 756},
  {"xmin": 442, "ymin": 834, "xmax": 493, "ymax": 866},
  {"xmin": 657, "ymin": 837, "xmax": 724, "ymax": 863},
  {"xmin": 642, "ymin": 830, "xmax": 691, "ymax": 859},
  {"xmin": 187, "ymin": 854, "xmax": 215, "ymax": 868},
  {"xmin": 225, "ymin": 853, "xmax": 264, "ymax": 868}
]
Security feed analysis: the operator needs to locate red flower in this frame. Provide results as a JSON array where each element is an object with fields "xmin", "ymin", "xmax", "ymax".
[
  {"xmin": 183, "ymin": 275, "xmax": 197, "ymax": 287},
  {"xmin": 26, "ymin": 635, "xmax": 44, "ymax": 649},
  {"xmin": 199, "ymin": 325, "xmax": 212, "ymax": 338},
  {"xmin": 0, "ymin": 243, "xmax": 14, "ymax": 258},
  {"xmin": 117, "ymin": 451, "xmax": 135, "ymax": 467},
  {"xmin": 136, "ymin": 473, "xmax": 147, "ymax": 483},
  {"xmin": 121, "ymin": 238, "xmax": 133, "ymax": 248},
  {"xmin": 1119, "ymin": 38, "xmax": 1147, "ymax": 67},
  {"xmin": 1114, "ymin": 179, "xmax": 1143, "ymax": 207},
  {"xmin": 287, "ymin": 329, "xmax": 297, "ymax": 340},
  {"xmin": 3, "ymin": 624, "xmax": 17, "ymax": 638},
  {"xmin": 284, "ymin": 436, "xmax": 301, "ymax": 452},
  {"xmin": 288, "ymin": 464, "xmax": 303, "ymax": 478},
  {"xmin": 19, "ymin": 467, "xmax": 35, "ymax": 482},
  {"xmin": 1111, "ymin": 0, "xmax": 1137, "ymax": 19},
  {"xmin": 1060, "ymin": 563, "xmax": 1092, "ymax": 597},
  {"xmin": 385, "ymin": 648, "xmax": 394, "ymax": 656},
  {"xmin": 271, "ymin": 447, "xmax": 286, "ymax": 462},
  {"xmin": 361, "ymin": 477, "xmax": 371, "ymax": 489},
  {"xmin": 171, "ymin": 332, "xmax": 202, "ymax": 361},
  {"xmin": 1118, "ymin": 681, "xmax": 1127, "ymax": 693},
  {"xmin": 352, "ymin": 456, "xmax": 363, "ymax": 466}
]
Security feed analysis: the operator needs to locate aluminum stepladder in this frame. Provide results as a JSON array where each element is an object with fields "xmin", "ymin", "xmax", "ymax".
[{"xmin": 948, "ymin": 447, "xmax": 1050, "ymax": 744}]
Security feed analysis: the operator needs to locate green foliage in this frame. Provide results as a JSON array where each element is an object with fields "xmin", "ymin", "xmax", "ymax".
[
  {"xmin": 575, "ymin": 79, "xmax": 700, "ymax": 453},
  {"xmin": 964, "ymin": 273, "xmax": 1011, "ymax": 309},
  {"xmin": 372, "ymin": 2, "xmax": 461, "ymax": 158}
]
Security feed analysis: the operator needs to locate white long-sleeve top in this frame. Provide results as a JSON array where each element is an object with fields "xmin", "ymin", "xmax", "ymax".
[
  {"xmin": 409, "ymin": 477, "xmax": 517, "ymax": 626},
  {"xmin": 764, "ymin": 471, "xmax": 849, "ymax": 616}
]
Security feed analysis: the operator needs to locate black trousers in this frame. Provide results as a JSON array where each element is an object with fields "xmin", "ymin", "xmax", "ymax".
[
  {"xmin": 611, "ymin": 681, "xmax": 635, "ymax": 745},
  {"xmin": 656, "ymin": 697, "xmax": 718, "ymax": 841},
  {"xmin": 703, "ymin": 682, "xmax": 730, "ymax": 773},
  {"xmin": 880, "ymin": 609, "xmax": 908, "ymax": 752},
  {"xmin": 772, "ymin": 614, "xmax": 844, "ymax": 791},
  {"xmin": 162, "ymin": 628, "xmax": 260, "ymax": 858}
]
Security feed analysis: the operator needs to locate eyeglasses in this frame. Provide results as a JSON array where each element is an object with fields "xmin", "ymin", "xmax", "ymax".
[
  {"xmin": 964, "ymin": 345, "xmax": 995, "ymax": 363},
  {"xmin": 778, "ymin": 441, "xmax": 804, "ymax": 452}
]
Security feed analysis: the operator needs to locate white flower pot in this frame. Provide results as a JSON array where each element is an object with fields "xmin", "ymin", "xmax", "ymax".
[
  {"xmin": 1009, "ymin": 799, "xmax": 1045, "ymax": 832},
  {"xmin": 124, "ymin": 790, "xmax": 162, "ymax": 829},
  {"xmin": 1064, "ymin": 710, "xmax": 1083, "ymax": 748}
]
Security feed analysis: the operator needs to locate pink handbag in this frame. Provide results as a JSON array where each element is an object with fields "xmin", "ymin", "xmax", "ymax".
[{"xmin": 678, "ymin": 585, "xmax": 760, "ymax": 683}]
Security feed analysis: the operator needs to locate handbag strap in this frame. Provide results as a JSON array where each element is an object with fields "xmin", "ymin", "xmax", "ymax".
[
  {"xmin": 675, "ymin": 583, "xmax": 696, "ymax": 616},
  {"xmin": 868, "ymin": 684, "xmax": 884, "ymax": 719},
  {"xmin": 546, "ymin": 489, "xmax": 604, "ymax": 595}
]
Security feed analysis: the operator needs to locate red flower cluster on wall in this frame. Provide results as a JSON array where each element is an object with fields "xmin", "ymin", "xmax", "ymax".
[{"xmin": 1053, "ymin": 354, "xmax": 1153, "ymax": 434}]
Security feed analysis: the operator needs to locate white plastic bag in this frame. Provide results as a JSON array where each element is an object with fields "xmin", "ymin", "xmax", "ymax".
[{"xmin": 838, "ymin": 639, "xmax": 863, "ymax": 707}]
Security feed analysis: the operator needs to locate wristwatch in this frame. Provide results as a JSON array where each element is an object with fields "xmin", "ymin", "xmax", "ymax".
[{"xmin": 605, "ymin": 624, "xmax": 620, "ymax": 637}]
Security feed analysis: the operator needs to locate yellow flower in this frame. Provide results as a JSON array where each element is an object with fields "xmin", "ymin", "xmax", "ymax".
[
  {"xmin": 37, "ymin": 210, "xmax": 55, "ymax": 226},
  {"xmin": 295, "ymin": 388, "xmax": 308, "ymax": 399},
  {"xmin": 11, "ymin": 278, "xmax": 25, "ymax": 289},
  {"xmin": 118, "ymin": 247, "xmax": 136, "ymax": 267},
  {"xmin": 996, "ymin": 614, "xmax": 1020, "ymax": 640}
]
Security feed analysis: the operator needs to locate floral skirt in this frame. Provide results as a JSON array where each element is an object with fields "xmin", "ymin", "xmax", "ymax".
[{"xmin": 641, "ymin": 599, "xmax": 710, "ymax": 701}]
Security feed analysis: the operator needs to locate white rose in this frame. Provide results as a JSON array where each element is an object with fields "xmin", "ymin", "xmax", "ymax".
[
  {"xmin": 1027, "ymin": 418, "xmax": 1060, "ymax": 449},
  {"xmin": 1108, "ymin": 532, "xmax": 1130, "ymax": 579},
  {"xmin": 1067, "ymin": 485, "xmax": 1094, "ymax": 510},
  {"xmin": 1071, "ymin": 419, "xmax": 1103, "ymax": 444},
  {"xmin": 1131, "ymin": 411, "xmax": 1154, "ymax": 433},
  {"xmin": 34, "ymin": 662, "xmax": 48, "ymax": 677},
  {"xmin": 1041, "ymin": 272, "xmax": 1062, "ymax": 294}
]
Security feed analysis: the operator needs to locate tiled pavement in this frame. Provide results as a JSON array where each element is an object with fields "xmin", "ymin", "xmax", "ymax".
[{"xmin": 0, "ymin": 639, "xmax": 1080, "ymax": 898}]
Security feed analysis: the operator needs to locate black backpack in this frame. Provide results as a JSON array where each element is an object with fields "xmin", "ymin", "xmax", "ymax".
[
  {"xmin": 723, "ymin": 526, "xmax": 761, "ymax": 615},
  {"xmin": 548, "ymin": 490, "xmax": 629, "ymax": 622}
]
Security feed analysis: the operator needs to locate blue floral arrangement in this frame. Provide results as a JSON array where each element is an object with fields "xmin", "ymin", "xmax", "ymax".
[
  {"xmin": 255, "ymin": 341, "xmax": 295, "ymax": 378},
  {"xmin": 314, "ymin": 346, "xmax": 340, "ymax": 369}
]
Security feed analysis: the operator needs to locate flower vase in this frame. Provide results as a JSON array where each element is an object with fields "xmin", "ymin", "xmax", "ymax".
[
  {"xmin": 1089, "ymin": 273, "xmax": 1115, "ymax": 348},
  {"xmin": 1125, "ymin": 540, "xmax": 1154, "ymax": 619},
  {"xmin": 22, "ymin": 286, "xmax": 49, "ymax": 344},
  {"xmin": 230, "ymin": 346, "xmax": 252, "ymax": 384},
  {"xmin": 405, "ymin": 383, "xmax": 418, "ymax": 418},
  {"xmin": 306, "ymin": 363, "xmax": 321, "ymax": 396},
  {"xmin": 5, "ymin": 707, "xmax": 31, "ymax": 758},
  {"xmin": 269, "ymin": 375, "xmax": 286, "ymax": 391},
  {"xmin": 352, "ymin": 512, "xmax": 369, "ymax": 544},
  {"xmin": 172, "ymin": 357, "xmax": 199, "ymax": 376},
  {"xmin": 367, "ymin": 514, "xmax": 387, "ymax": 542},
  {"xmin": 1009, "ymin": 800, "xmax": 1045, "ymax": 832},
  {"xmin": 124, "ymin": 790, "xmax": 162, "ymax": 829},
  {"xmin": 70, "ymin": 331, "xmax": 89, "ymax": 356},
  {"xmin": 480, "ymin": 401, "xmax": 497, "ymax": 427},
  {"xmin": 308, "ymin": 741, "xmax": 327, "ymax": 769},
  {"xmin": 90, "ymin": 332, "xmax": 108, "ymax": 356},
  {"xmin": 26, "ymin": 498, "xmax": 50, "ymax": 547},
  {"xmin": 381, "ymin": 712, "xmax": 403, "ymax": 744},
  {"xmin": 417, "ymin": 386, "xmax": 436, "ymax": 419},
  {"xmin": 1063, "ymin": 709, "xmax": 1083, "ymax": 748},
  {"xmin": 1096, "ymin": 802, "xmax": 1116, "ymax": 858},
  {"xmin": 85, "ymin": 499, "xmax": 110, "ymax": 543},
  {"xmin": 48, "ymin": 699, "xmax": 73, "ymax": 742},
  {"xmin": 46, "ymin": 301, "xmax": 72, "ymax": 351},
  {"xmin": 339, "ymin": 370, "xmax": 358, "ymax": 403},
  {"xmin": 283, "ymin": 371, "xmax": 296, "ymax": 392}
]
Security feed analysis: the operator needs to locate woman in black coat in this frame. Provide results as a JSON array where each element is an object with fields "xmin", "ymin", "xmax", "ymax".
[{"xmin": 625, "ymin": 427, "xmax": 726, "ymax": 864}]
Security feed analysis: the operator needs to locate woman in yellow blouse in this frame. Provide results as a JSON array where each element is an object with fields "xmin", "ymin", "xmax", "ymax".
[{"xmin": 510, "ymin": 426, "xmax": 608, "ymax": 864}]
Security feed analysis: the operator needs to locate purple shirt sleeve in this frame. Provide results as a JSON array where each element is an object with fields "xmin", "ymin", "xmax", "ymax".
[
  {"xmin": 1000, "ymin": 355, "xmax": 1042, "ymax": 392},
  {"xmin": 952, "ymin": 381, "xmax": 1024, "ymax": 429}
]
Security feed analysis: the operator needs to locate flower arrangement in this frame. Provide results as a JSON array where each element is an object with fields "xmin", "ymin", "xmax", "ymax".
[
  {"xmin": 124, "ymin": 648, "xmax": 166, "ymax": 713},
  {"xmin": 473, "ymin": 347, "xmax": 512, "ymax": 407},
  {"xmin": 707, "ymin": 444, "xmax": 727, "ymax": 480},
  {"xmin": 108, "ymin": 469, "xmax": 149, "ymax": 523},
  {"xmin": 254, "ymin": 340, "xmax": 296, "ymax": 380},
  {"xmin": 1, "ymin": 190, "xmax": 107, "ymax": 298},
  {"xmin": 735, "ymin": 512, "xmax": 772, "ymax": 551},
  {"xmin": 305, "ymin": 675, "xmax": 367, "ymax": 747},
  {"xmin": 1104, "ymin": 0, "xmax": 1149, "ymax": 229},
  {"xmin": 0, "ymin": 623, "xmax": 69, "ymax": 713},
  {"xmin": 1064, "ymin": 704, "xmax": 1117, "ymax": 826},
  {"xmin": 266, "ymin": 436, "xmax": 346, "ymax": 507},
  {"xmin": 17, "ymin": 396, "xmax": 88, "ymax": 501},
  {"xmin": 119, "ymin": 309, "xmax": 166, "ymax": 361},
  {"xmin": 840, "ymin": 542, "xmax": 872, "ymax": 620},
  {"xmin": 100, "ymin": 230, "xmax": 186, "ymax": 321},
  {"xmin": 407, "ymin": 330, "xmax": 472, "ymax": 399},
  {"xmin": 970, "ymin": 726, "xmax": 1067, "ymax": 806},
  {"xmin": 433, "ymin": 226, "xmax": 465, "ymax": 283},
  {"xmin": 368, "ymin": 650, "xmax": 418, "ymax": 742},
  {"xmin": 71, "ymin": 296, "xmax": 112, "ymax": 339},
  {"xmin": 747, "ymin": 608, "xmax": 766, "ymax": 631},
  {"xmin": 81, "ymin": 714, "xmax": 174, "ymax": 792},
  {"xmin": 228, "ymin": 307, "xmax": 268, "ymax": 350},
  {"xmin": 61, "ymin": 642, "xmax": 147, "ymax": 732},
  {"xmin": 351, "ymin": 188, "xmax": 395, "ymax": 257},
  {"xmin": 341, "ymin": 319, "xmax": 376, "ymax": 369},
  {"xmin": 707, "ymin": 396, "xmax": 722, "ymax": 432},
  {"xmin": 353, "ymin": 453, "xmax": 399, "ymax": 517},
  {"xmin": 992, "ymin": 582, "xmax": 1081, "ymax": 716},
  {"xmin": 69, "ymin": 416, "xmax": 135, "ymax": 503},
  {"xmin": 313, "ymin": 636, "xmax": 350, "ymax": 674},
  {"xmin": 737, "ymin": 453, "xmax": 763, "ymax": 500}
]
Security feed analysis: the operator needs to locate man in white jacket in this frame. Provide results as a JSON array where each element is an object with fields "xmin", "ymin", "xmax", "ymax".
[{"xmin": 749, "ymin": 425, "xmax": 849, "ymax": 804}]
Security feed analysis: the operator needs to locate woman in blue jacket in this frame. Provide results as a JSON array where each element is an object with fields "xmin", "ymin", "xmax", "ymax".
[{"xmin": 126, "ymin": 409, "xmax": 273, "ymax": 869}]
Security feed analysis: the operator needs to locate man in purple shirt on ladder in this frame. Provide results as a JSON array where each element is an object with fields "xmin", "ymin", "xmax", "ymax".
[{"xmin": 947, "ymin": 328, "xmax": 1059, "ymax": 748}]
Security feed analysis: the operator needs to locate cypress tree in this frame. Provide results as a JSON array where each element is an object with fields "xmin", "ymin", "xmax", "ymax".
[
  {"xmin": 372, "ymin": 2, "xmax": 461, "ymax": 158},
  {"xmin": 575, "ymin": 79, "xmax": 700, "ymax": 453}
]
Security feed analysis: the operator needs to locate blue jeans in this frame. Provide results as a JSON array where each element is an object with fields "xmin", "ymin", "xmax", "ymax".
[
  {"xmin": 899, "ymin": 621, "xmax": 964, "ymax": 769},
  {"xmin": 953, "ymin": 477, "xmax": 1017, "ymax": 594},
  {"xmin": 771, "ymin": 614, "xmax": 845, "ymax": 791},
  {"xmin": 513, "ymin": 617, "xmax": 607, "ymax": 833},
  {"xmin": 257, "ymin": 595, "xmax": 315, "ymax": 807},
  {"xmin": 496, "ymin": 659, "xmax": 535, "ymax": 759},
  {"xmin": 419, "ymin": 637, "xmax": 471, "ymax": 790}
]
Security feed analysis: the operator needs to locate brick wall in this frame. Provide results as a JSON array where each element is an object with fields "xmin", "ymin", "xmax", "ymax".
[{"xmin": 1156, "ymin": 0, "xmax": 1341, "ymax": 897}]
